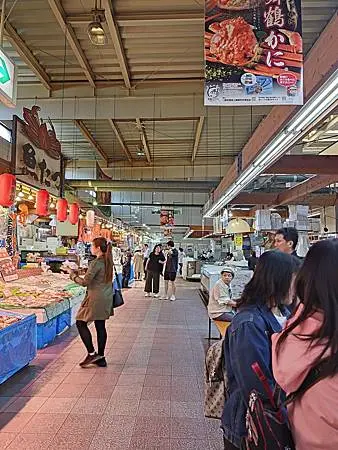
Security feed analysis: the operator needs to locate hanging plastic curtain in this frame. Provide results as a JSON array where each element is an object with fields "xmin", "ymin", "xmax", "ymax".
[
  {"xmin": 0, "ymin": 174, "xmax": 16, "ymax": 207},
  {"xmin": 36, "ymin": 190, "xmax": 49, "ymax": 216},
  {"xmin": 57, "ymin": 198, "xmax": 68, "ymax": 222}
]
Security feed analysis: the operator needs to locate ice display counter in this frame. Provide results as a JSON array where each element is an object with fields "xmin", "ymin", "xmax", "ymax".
[
  {"xmin": 0, "ymin": 273, "xmax": 86, "ymax": 348},
  {"xmin": 200, "ymin": 262, "xmax": 252, "ymax": 298}
]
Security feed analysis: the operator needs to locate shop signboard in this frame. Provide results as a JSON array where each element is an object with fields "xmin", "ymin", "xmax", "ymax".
[
  {"xmin": 204, "ymin": 0, "xmax": 303, "ymax": 106},
  {"xmin": 0, "ymin": 48, "xmax": 17, "ymax": 108},
  {"xmin": 13, "ymin": 106, "xmax": 63, "ymax": 197},
  {"xmin": 234, "ymin": 233, "xmax": 244, "ymax": 248}
]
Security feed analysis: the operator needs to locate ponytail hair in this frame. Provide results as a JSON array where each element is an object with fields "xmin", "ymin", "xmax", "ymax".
[{"xmin": 92, "ymin": 237, "xmax": 113, "ymax": 283}]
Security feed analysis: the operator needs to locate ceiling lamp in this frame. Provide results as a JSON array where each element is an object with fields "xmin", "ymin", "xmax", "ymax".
[
  {"xmin": 204, "ymin": 68, "xmax": 338, "ymax": 218},
  {"xmin": 226, "ymin": 219, "xmax": 250, "ymax": 235},
  {"xmin": 88, "ymin": 2, "xmax": 107, "ymax": 46}
]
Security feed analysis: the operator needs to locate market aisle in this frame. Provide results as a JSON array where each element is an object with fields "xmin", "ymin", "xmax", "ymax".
[{"xmin": 0, "ymin": 280, "xmax": 223, "ymax": 450}]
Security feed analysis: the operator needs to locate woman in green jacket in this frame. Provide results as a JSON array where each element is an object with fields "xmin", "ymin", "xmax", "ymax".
[{"xmin": 70, "ymin": 237, "xmax": 114, "ymax": 367}]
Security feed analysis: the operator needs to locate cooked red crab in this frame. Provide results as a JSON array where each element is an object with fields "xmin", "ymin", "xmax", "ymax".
[{"xmin": 206, "ymin": 17, "xmax": 258, "ymax": 66}]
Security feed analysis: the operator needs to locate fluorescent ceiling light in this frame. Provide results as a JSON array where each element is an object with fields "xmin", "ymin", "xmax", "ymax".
[
  {"xmin": 204, "ymin": 68, "xmax": 338, "ymax": 218},
  {"xmin": 0, "ymin": 123, "xmax": 11, "ymax": 142}
]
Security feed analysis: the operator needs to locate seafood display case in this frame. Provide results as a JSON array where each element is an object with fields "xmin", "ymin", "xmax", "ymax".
[
  {"xmin": 200, "ymin": 261, "xmax": 253, "ymax": 297},
  {"xmin": 0, "ymin": 272, "xmax": 86, "ymax": 348}
]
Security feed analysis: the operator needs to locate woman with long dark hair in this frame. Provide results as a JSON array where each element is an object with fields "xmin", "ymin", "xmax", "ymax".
[
  {"xmin": 144, "ymin": 244, "xmax": 165, "ymax": 298},
  {"xmin": 221, "ymin": 251, "xmax": 300, "ymax": 449},
  {"xmin": 272, "ymin": 239, "xmax": 338, "ymax": 450},
  {"xmin": 70, "ymin": 237, "xmax": 114, "ymax": 367}
]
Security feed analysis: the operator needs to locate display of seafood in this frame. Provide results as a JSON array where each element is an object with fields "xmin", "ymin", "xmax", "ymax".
[
  {"xmin": 0, "ymin": 273, "xmax": 85, "ymax": 309},
  {"xmin": 205, "ymin": 16, "xmax": 303, "ymax": 80},
  {"xmin": 0, "ymin": 315, "xmax": 20, "ymax": 330}
]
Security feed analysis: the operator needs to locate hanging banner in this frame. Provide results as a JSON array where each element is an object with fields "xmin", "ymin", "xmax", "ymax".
[
  {"xmin": 13, "ymin": 106, "xmax": 63, "ymax": 196},
  {"xmin": 205, "ymin": 0, "xmax": 303, "ymax": 106},
  {"xmin": 96, "ymin": 163, "xmax": 112, "ymax": 205},
  {"xmin": 160, "ymin": 210, "xmax": 175, "ymax": 228},
  {"xmin": 0, "ymin": 48, "xmax": 17, "ymax": 108}
]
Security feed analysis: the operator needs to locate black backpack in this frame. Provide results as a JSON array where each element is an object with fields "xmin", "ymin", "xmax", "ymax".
[{"xmin": 241, "ymin": 359, "xmax": 330, "ymax": 450}]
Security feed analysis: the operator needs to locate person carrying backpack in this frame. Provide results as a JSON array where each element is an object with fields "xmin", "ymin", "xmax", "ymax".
[
  {"xmin": 272, "ymin": 239, "xmax": 338, "ymax": 450},
  {"xmin": 221, "ymin": 251, "xmax": 300, "ymax": 449}
]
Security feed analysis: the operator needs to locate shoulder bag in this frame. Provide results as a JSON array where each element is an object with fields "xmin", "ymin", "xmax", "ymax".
[{"xmin": 112, "ymin": 261, "xmax": 124, "ymax": 309}]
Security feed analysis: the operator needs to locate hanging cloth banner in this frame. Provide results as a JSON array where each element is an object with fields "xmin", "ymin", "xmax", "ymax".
[{"xmin": 204, "ymin": 0, "xmax": 303, "ymax": 106}]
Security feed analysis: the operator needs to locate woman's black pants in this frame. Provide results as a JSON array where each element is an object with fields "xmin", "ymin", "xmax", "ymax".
[
  {"xmin": 76, "ymin": 320, "xmax": 107, "ymax": 356},
  {"xmin": 145, "ymin": 270, "xmax": 160, "ymax": 294}
]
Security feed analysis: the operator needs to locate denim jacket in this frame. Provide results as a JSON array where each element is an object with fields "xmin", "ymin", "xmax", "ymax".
[{"xmin": 221, "ymin": 303, "xmax": 290, "ymax": 447}]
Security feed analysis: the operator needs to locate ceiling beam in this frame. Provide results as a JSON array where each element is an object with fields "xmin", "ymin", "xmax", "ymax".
[
  {"xmin": 231, "ymin": 192, "xmax": 278, "ymax": 205},
  {"xmin": 74, "ymin": 120, "xmax": 109, "ymax": 164},
  {"xmin": 67, "ymin": 12, "xmax": 202, "ymax": 26},
  {"xmin": 191, "ymin": 116, "xmax": 205, "ymax": 163},
  {"xmin": 47, "ymin": 0, "xmax": 95, "ymax": 88},
  {"xmin": 4, "ymin": 21, "xmax": 51, "ymax": 91},
  {"xmin": 208, "ymin": 13, "xmax": 338, "ymax": 213},
  {"xmin": 108, "ymin": 119, "xmax": 133, "ymax": 164},
  {"xmin": 266, "ymin": 155, "xmax": 338, "ymax": 175},
  {"xmin": 102, "ymin": 0, "xmax": 131, "ymax": 89},
  {"xmin": 276, "ymin": 175, "xmax": 338, "ymax": 206},
  {"xmin": 68, "ymin": 179, "xmax": 216, "ymax": 193},
  {"xmin": 232, "ymin": 191, "xmax": 338, "ymax": 207},
  {"xmin": 136, "ymin": 118, "xmax": 151, "ymax": 164},
  {"xmin": 65, "ymin": 155, "xmax": 234, "ymax": 169}
]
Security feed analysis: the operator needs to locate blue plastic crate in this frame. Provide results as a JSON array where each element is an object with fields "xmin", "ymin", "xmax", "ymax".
[{"xmin": 0, "ymin": 311, "xmax": 37, "ymax": 384}]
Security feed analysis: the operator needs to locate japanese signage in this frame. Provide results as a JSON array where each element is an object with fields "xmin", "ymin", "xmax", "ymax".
[
  {"xmin": 205, "ymin": 0, "xmax": 303, "ymax": 106},
  {"xmin": 234, "ymin": 234, "xmax": 244, "ymax": 248},
  {"xmin": 13, "ymin": 107, "xmax": 62, "ymax": 196},
  {"xmin": 0, "ymin": 48, "xmax": 17, "ymax": 108},
  {"xmin": 0, "ymin": 248, "xmax": 18, "ymax": 282}
]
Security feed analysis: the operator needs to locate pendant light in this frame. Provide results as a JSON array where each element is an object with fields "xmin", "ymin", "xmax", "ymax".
[
  {"xmin": 57, "ymin": 198, "xmax": 68, "ymax": 222},
  {"xmin": 0, "ymin": 173, "xmax": 16, "ymax": 207},
  {"xmin": 36, "ymin": 190, "xmax": 50, "ymax": 216},
  {"xmin": 69, "ymin": 203, "xmax": 80, "ymax": 225},
  {"xmin": 88, "ymin": 1, "xmax": 107, "ymax": 46}
]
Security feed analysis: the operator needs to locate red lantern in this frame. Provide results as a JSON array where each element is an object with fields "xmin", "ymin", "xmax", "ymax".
[
  {"xmin": 0, "ymin": 173, "xmax": 16, "ymax": 207},
  {"xmin": 57, "ymin": 198, "xmax": 68, "ymax": 222},
  {"xmin": 36, "ymin": 189, "xmax": 49, "ymax": 216},
  {"xmin": 69, "ymin": 203, "xmax": 79, "ymax": 225}
]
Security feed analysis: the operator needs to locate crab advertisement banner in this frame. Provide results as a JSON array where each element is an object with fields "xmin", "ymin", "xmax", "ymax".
[{"xmin": 205, "ymin": 0, "xmax": 303, "ymax": 106}]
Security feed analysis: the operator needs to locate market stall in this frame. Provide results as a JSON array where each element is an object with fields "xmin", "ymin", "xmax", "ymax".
[
  {"xmin": 200, "ymin": 261, "xmax": 252, "ymax": 299},
  {"xmin": 0, "ymin": 310, "xmax": 37, "ymax": 385},
  {"xmin": 0, "ymin": 272, "xmax": 85, "ymax": 349}
]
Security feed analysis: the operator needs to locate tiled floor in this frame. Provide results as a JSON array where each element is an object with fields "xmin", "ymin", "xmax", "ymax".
[{"xmin": 0, "ymin": 280, "xmax": 223, "ymax": 449}]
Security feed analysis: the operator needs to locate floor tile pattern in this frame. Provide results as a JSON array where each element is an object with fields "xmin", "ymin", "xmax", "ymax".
[{"xmin": 0, "ymin": 280, "xmax": 223, "ymax": 449}]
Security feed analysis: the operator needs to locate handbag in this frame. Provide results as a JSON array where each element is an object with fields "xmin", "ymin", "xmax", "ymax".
[
  {"xmin": 241, "ymin": 359, "xmax": 330, "ymax": 450},
  {"xmin": 112, "ymin": 262, "xmax": 124, "ymax": 309}
]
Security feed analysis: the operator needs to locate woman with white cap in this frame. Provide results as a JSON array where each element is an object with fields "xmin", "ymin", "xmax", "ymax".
[{"xmin": 208, "ymin": 267, "xmax": 237, "ymax": 322}]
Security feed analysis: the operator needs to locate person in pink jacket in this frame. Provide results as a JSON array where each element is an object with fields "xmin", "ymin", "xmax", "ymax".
[{"xmin": 272, "ymin": 239, "xmax": 338, "ymax": 450}]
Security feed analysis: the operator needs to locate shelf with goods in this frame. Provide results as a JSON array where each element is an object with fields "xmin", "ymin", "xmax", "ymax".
[{"xmin": 0, "ymin": 310, "xmax": 37, "ymax": 385}]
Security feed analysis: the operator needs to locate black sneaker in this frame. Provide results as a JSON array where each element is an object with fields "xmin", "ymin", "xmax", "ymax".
[
  {"xmin": 94, "ymin": 357, "xmax": 107, "ymax": 367},
  {"xmin": 79, "ymin": 353, "xmax": 101, "ymax": 367}
]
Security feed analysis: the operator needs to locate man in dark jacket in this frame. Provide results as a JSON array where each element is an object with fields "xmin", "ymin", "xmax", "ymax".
[
  {"xmin": 163, "ymin": 240, "xmax": 179, "ymax": 301},
  {"xmin": 274, "ymin": 227, "xmax": 301, "ymax": 258}
]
